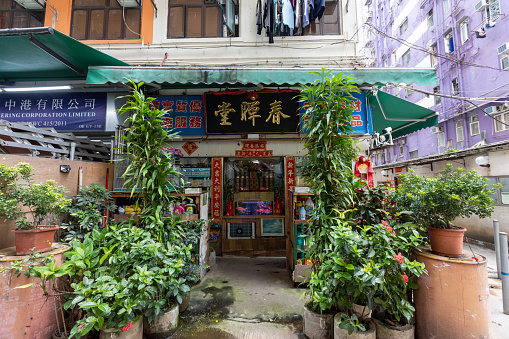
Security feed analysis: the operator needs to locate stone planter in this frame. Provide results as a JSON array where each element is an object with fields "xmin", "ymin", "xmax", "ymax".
[
  {"xmin": 303, "ymin": 303, "xmax": 334, "ymax": 339},
  {"xmin": 372, "ymin": 318, "xmax": 414, "ymax": 339},
  {"xmin": 143, "ymin": 302, "xmax": 179, "ymax": 339},
  {"xmin": 352, "ymin": 303, "xmax": 371, "ymax": 321},
  {"xmin": 99, "ymin": 316, "xmax": 143, "ymax": 339},
  {"xmin": 334, "ymin": 314, "xmax": 375, "ymax": 339},
  {"xmin": 179, "ymin": 292, "xmax": 191, "ymax": 313},
  {"xmin": 426, "ymin": 226, "xmax": 466, "ymax": 257},
  {"xmin": 12, "ymin": 225, "xmax": 59, "ymax": 255}
]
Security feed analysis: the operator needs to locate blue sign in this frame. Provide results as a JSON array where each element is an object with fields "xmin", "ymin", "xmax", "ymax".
[
  {"xmin": 0, "ymin": 92, "xmax": 107, "ymax": 131},
  {"xmin": 300, "ymin": 92, "xmax": 372, "ymax": 135},
  {"xmin": 152, "ymin": 96, "xmax": 206, "ymax": 136}
]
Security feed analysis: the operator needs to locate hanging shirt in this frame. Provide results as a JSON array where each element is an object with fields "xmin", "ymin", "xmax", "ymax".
[
  {"xmin": 309, "ymin": 0, "xmax": 325, "ymax": 22},
  {"xmin": 257, "ymin": 0, "xmax": 263, "ymax": 35},
  {"xmin": 303, "ymin": 0, "xmax": 310, "ymax": 28},
  {"xmin": 263, "ymin": 0, "xmax": 275, "ymax": 43},
  {"xmin": 282, "ymin": 0, "xmax": 295, "ymax": 30},
  {"xmin": 295, "ymin": 0, "xmax": 302, "ymax": 29}
]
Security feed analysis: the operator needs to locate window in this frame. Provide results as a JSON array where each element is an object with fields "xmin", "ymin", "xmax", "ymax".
[
  {"xmin": 452, "ymin": 78, "xmax": 460, "ymax": 95},
  {"xmin": 455, "ymin": 120, "xmax": 464, "ymax": 142},
  {"xmin": 399, "ymin": 144, "xmax": 404, "ymax": 157},
  {"xmin": 402, "ymin": 50, "xmax": 411, "ymax": 65},
  {"xmin": 303, "ymin": 0, "xmax": 342, "ymax": 36},
  {"xmin": 433, "ymin": 86, "xmax": 441, "ymax": 105},
  {"xmin": 168, "ymin": 0, "xmax": 226, "ymax": 38},
  {"xmin": 383, "ymin": 58, "xmax": 388, "ymax": 67},
  {"xmin": 0, "ymin": 0, "xmax": 45, "ymax": 29},
  {"xmin": 494, "ymin": 112, "xmax": 509, "ymax": 132},
  {"xmin": 500, "ymin": 55, "xmax": 509, "ymax": 70},
  {"xmin": 71, "ymin": 0, "xmax": 141, "ymax": 40},
  {"xmin": 391, "ymin": 51, "xmax": 397, "ymax": 66},
  {"xmin": 482, "ymin": 0, "xmax": 501, "ymax": 22},
  {"xmin": 460, "ymin": 20, "xmax": 469, "ymax": 44},
  {"xmin": 444, "ymin": 31, "xmax": 454, "ymax": 53},
  {"xmin": 399, "ymin": 17, "xmax": 408, "ymax": 35},
  {"xmin": 429, "ymin": 43, "xmax": 438, "ymax": 66},
  {"xmin": 405, "ymin": 85, "xmax": 414, "ymax": 97},
  {"xmin": 470, "ymin": 115, "xmax": 480, "ymax": 136},
  {"xmin": 409, "ymin": 150, "xmax": 419, "ymax": 159},
  {"xmin": 437, "ymin": 132, "xmax": 445, "ymax": 147},
  {"xmin": 427, "ymin": 9, "xmax": 434, "ymax": 28},
  {"xmin": 486, "ymin": 177, "xmax": 509, "ymax": 205},
  {"xmin": 443, "ymin": 0, "xmax": 450, "ymax": 13}
]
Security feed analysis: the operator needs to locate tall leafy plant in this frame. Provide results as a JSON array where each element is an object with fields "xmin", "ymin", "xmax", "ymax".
[
  {"xmin": 118, "ymin": 80, "xmax": 183, "ymax": 238},
  {"xmin": 300, "ymin": 70, "xmax": 360, "ymax": 312}
]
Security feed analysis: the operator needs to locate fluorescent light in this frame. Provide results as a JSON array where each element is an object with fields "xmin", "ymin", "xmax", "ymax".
[
  {"xmin": 116, "ymin": 0, "xmax": 141, "ymax": 7},
  {"xmin": 3, "ymin": 85, "xmax": 72, "ymax": 92},
  {"xmin": 14, "ymin": 0, "xmax": 46, "ymax": 10}
]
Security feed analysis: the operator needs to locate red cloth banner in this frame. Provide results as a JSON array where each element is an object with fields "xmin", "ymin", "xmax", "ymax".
[
  {"xmin": 211, "ymin": 157, "xmax": 223, "ymax": 222},
  {"xmin": 235, "ymin": 150, "xmax": 273, "ymax": 157},
  {"xmin": 285, "ymin": 157, "xmax": 296, "ymax": 210}
]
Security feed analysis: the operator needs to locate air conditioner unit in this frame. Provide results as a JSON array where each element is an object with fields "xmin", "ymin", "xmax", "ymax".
[
  {"xmin": 431, "ymin": 126, "xmax": 444, "ymax": 134},
  {"xmin": 227, "ymin": 222, "xmax": 255, "ymax": 239},
  {"xmin": 474, "ymin": 0, "xmax": 489, "ymax": 12}
]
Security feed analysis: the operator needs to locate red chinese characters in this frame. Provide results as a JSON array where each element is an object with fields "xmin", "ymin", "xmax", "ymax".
[
  {"xmin": 175, "ymin": 116, "xmax": 187, "ymax": 128},
  {"xmin": 161, "ymin": 117, "xmax": 173, "ymax": 128},
  {"xmin": 189, "ymin": 100, "xmax": 202, "ymax": 113},
  {"xmin": 211, "ymin": 158, "xmax": 223, "ymax": 221},
  {"xmin": 175, "ymin": 100, "xmax": 188, "ymax": 112},
  {"xmin": 242, "ymin": 141, "xmax": 267, "ymax": 150},
  {"xmin": 189, "ymin": 116, "xmax": 202, "ymax": 128},
  {"xmin": 285, "ymin": 157, "xmax": 296, "ymax": 210},
  {"xmin": 235, "ymin": 150, "xmax": 273, "ymax": 157},
  {"xmin": 161, "ymin": 100, "xmax": 174, "ymax": 111},
  {"xmin": 351, "ymin": 115, "xmax": 363, "ymax": 127}
]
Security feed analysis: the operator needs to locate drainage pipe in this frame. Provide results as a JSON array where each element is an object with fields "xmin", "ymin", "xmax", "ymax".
[
  {"xmin": 494, "ymin": 220, "xmax": 501, "ymax": 279},
  {"xmin": 500, "ymin": 232, "xmax": 509, "ymax": 315}
]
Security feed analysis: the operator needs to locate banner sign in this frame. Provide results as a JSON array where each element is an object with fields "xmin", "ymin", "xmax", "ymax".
[
  {"xmin": 235, "ymin": 140, "xmax": 273, "ymax": 157},
  {"xmin": 152, "ymin": 95, "xmax": 206, "ymax": 136},
  {"xmin": 211, "ymin": 157, "xmax": 223, "ymax": 221},
  {"xmin": 285, "ymin": 157, "xmax": 296, "ymax": 210},
  {"xmin": 0, "ymin": 92, "xmax": 106, "ymax": 131},
  {"xmin": 300, "ymin": 92, "xmax": 372, "ymax": 134},
  {"xmin": 205, "ymin": 90, "xmax": 301, "ymax": 134}
]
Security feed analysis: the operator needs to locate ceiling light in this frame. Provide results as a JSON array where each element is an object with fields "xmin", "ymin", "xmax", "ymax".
[{"xmin": 2, "ymin": 85, "xmax": 72, "ymax": 92}]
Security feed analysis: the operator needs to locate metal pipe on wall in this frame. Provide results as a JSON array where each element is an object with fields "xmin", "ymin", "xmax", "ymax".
[
  {"xmin": 500, "ymin": 232, "xmax": 509, "ymax": 315},
  {"xmin": 494, "ymin": 220, "xmax": 501, "ymax": 279}
]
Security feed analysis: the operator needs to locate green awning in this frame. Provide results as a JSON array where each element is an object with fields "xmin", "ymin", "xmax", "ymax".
[
  {"xmin": 368, "ymin": 90, "xmax": 438, "ymax": 139},
  {"xmin": 86, "ymin": 66, "xmax": 438, "ymax": 88},
  {"xmin": 0, "ymin": 27, "xmax": 128, "ymax": 82}
]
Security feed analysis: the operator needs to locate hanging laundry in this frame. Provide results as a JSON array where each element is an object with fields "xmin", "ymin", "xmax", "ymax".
[
  {"xmin": 303, "ymin": 0, "xmax": 310, "ymax": 28},
  {"xmin": 309, "ymin": 0, "xmax": 325, "ymax": 23},
  {"xmin": 256, "ymin": 0, "xmax": 263, "ymax": 35},
  {"xmin": 282, "ymin": 0, "xmax": 295, "ymax": 30},
  {"xmin": 295, "ymin": 0, "xmax": 302, "ymax": 30},
  {"xmin": 475, "ymin": 27, "xmax": 487, "ymax": 38},
  {"xmin": 484, "ymin": 20, "xmax": 496, "ymax": 29},
  {"xmin": 263, "ymin": 0, "xmax": 275, "ymax": 43},
  {"xmin": 274, "ymin": 0, "xmax": 280, "ymax": 35}
]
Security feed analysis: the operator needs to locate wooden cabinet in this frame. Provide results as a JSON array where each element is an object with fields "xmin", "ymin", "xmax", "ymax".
[{"xmin": 287, "ymin": 191, "xmax": 313, "ymax": 284}]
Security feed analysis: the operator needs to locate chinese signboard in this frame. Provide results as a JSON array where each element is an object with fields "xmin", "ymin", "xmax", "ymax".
[
  {"xmin": 205, "ymin": 90, "xmax": 301, "ymax": 134},
  {"xmin": 211, "ymin": 157, "xmax": 223, "ymax": 221},
  {"xmin": 300, "ymin": 92, "xmax": 372, "ymax": 134},
  {"xmin": 285, "ymin": 157, "xmax": 296, "ymax": 210},
  {"xmin": 235, "ymin": 141, "xmax": 273, "ymax": 157},
  {"xmin": 0, "ymin": 92, "xmax": 106, "ymax": 131},
  {"xmin": 152, "ymin": 95, "xmax": 206, "ymax": 136}
]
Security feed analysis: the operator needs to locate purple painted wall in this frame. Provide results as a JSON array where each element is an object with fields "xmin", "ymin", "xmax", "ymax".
[{"xmin": 366, "ymin": 0, "xmax": 509, "ymax": 166}]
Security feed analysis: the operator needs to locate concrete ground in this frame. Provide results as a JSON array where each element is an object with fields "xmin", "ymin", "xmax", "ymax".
[
  {"xmin": 467, "ymin": 243, "xmax": 509, "ymax": 339},
  {"xmin": 170, "ymin": 257, "xmax": 307, "ymax": 339},
  {"xmin": 169, "ymin": 247, "xmax": 508, "ymax": 339}
]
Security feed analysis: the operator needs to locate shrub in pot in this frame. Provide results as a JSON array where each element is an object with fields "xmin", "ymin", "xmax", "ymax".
[
  {"xmin": 0, "ymin": 163, "xmax": 70, "ymax": 255},
  {"xmin": 392, "ymin": 163, "xmax": 499, "ymax": 257}
]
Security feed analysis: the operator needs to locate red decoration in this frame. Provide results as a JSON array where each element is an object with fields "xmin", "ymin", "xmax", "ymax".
[
  {"xmin": 247, "ymin": 91, "xmax": 259, "ymax": 100},
  {"xmin": 182, "ymin": 142, "xmax": 198, "ymax": 156},
  {"xmin": 211, "ymin": 158, "xmax": 223, "ymax": 222},
  {"xmin": 226, "ymin": 200, "xmax": 234, "ymax": 216},
  {"xmin": 285, "ymin": 157, "xmax": 296, "ymax": 210},
  {"xmin": 354, "ymin": 156, "xmax": 374, "ymax": 186}
]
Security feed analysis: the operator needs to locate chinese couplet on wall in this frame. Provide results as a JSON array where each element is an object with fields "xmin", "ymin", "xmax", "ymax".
[
  {"xmin": 205, "ymin": 90, "xmax": 301, "ymax": 134},
  {"xmin": 285, "ymin": 157, "xmax": 296, "ymax": 210},
  {"xmin": 152, "ymin": 95, "xmax": 206, "ymax": 135},
  {"xmin": 235, "ymin": 140, "xmax": 273, "ymax": 157},
  {"xmin": 211, "ymin": 157, "xmax": 223, "ymax": 222},
  {"xmin": 0, "ymin": 92, "xmax": 107, "ymax": 131}
]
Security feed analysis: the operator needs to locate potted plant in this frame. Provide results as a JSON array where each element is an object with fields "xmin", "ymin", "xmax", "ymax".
[
  {"xmin": 299, "ymin": 70, "xmax": 361, "ymax": 339},
  {"xmin": 392, "ymin": 163, "xmax": 498, "ymax": 257},
  {"xmin": 0, "ymin": 162, "xmax": 70, "ymax": 255}
]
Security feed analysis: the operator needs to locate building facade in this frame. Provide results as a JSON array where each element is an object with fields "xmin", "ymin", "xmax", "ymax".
[{"xmin": 364, "ymin": 0, "xmax": 509, "ymax": 242}]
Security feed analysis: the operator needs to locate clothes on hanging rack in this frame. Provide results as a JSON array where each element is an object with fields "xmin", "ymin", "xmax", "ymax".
[{"xmin": 256, "ymin": 0, "xmax": 263, "ymax": 35}]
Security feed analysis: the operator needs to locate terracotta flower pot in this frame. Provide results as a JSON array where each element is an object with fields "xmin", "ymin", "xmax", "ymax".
[
  {"xmin": 304, "ymin": 303, "xmax": 334, "ymax": 339},
  {"xmin": 427, "ymin": 226, "xmax": 466, "ymax": 257},
  {"xmin": 11, "ymin": 226, "xmax": 59, "ymax": 255}
]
